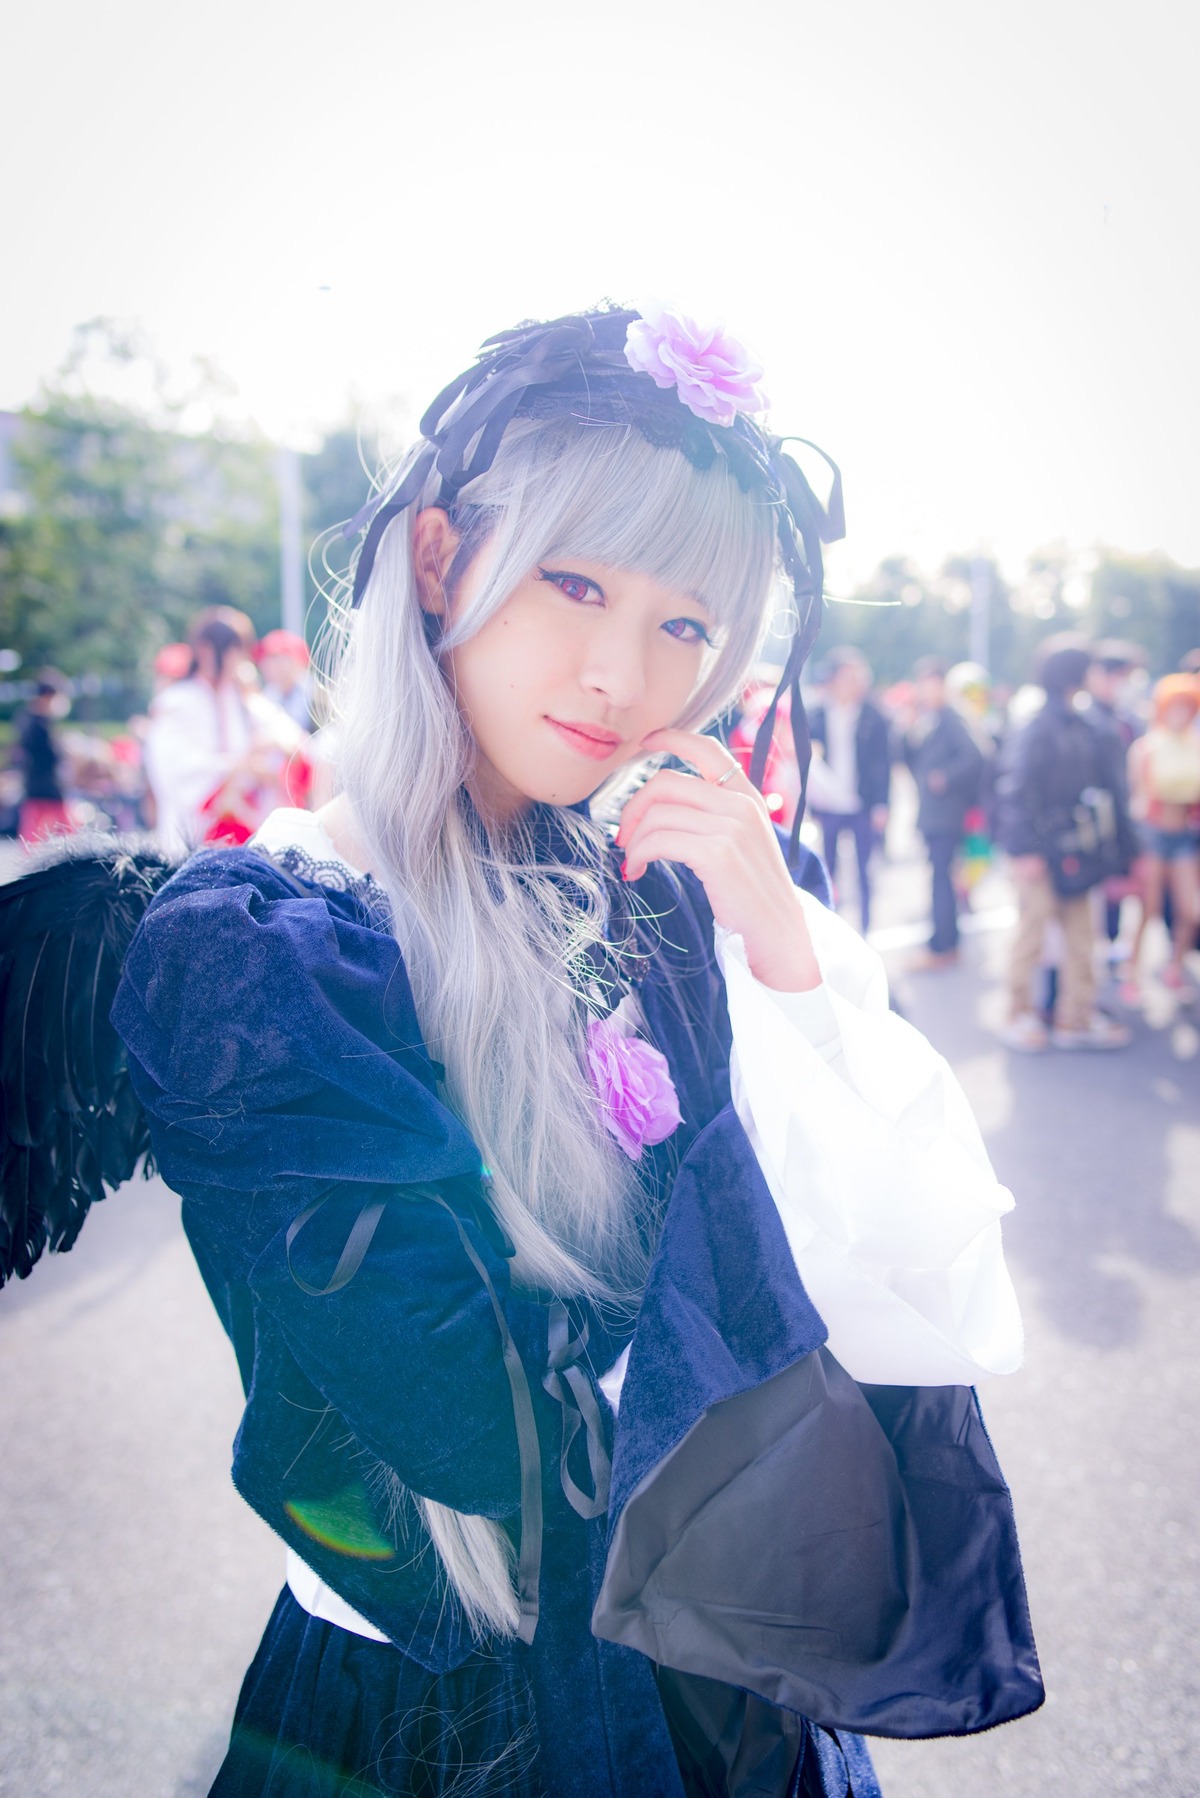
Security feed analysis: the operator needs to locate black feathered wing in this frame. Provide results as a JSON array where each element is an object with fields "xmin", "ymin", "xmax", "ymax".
[{"xmin": 0, "ymin": 841, "xmax": 179, "ymax": 1286}]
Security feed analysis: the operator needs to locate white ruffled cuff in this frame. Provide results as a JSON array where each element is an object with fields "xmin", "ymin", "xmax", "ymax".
[{"xmin": 716, "ymin": 891, "xmax": 1024, "ymax": 1387}]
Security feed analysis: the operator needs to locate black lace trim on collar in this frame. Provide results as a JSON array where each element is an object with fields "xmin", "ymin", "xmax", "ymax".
[{"xmin": 262, "ymin": 840, "xmax": 384, "ymax": 911}]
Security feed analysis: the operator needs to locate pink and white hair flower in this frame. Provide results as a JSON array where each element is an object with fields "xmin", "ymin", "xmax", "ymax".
[{"xmin": 624, "ymin": 304, "xmax": 768, "ymax": 429}]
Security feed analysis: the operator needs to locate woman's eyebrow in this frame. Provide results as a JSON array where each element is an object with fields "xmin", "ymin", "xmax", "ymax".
[{"xmin": 644, "ymin": 580, "xmax": 710, "ymax": 613}]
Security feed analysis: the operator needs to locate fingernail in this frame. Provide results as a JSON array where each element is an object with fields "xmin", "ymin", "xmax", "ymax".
[{"xmin": 620, "ymin": 860, "xmax": 629, "ymax": 881}]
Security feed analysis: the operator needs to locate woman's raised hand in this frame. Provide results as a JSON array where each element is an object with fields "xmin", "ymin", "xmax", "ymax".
[{"xmin": 615, "ymin": 727, "xmax": 822, "ymax": 993}]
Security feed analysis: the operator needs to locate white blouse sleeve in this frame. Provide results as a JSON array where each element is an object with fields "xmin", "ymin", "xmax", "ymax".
[{"xmin": 716, "ymin": 889, "xmax": 1024, "ymax": 1388}]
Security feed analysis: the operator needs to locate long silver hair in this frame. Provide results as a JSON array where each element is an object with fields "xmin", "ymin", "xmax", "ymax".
[{"xmin": 318, "ymin": 414, "xmax": 778, "ymax": 1635}]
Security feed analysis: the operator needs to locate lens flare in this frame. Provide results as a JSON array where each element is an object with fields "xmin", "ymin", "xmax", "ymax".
[{"xmin": 284, "ymin": 1486, "xmax": 395, "ymax": 1561}]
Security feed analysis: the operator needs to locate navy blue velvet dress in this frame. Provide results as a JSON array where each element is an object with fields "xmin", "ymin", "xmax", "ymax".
[{"xmin": 111, "ymin": 824, "xmax": 1039, "ymax": 1798}]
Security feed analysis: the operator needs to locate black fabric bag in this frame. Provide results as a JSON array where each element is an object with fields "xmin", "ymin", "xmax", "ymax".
[
  {"xmin": 595, "ymin": 1347, "xmax": 1043, "ymax": 1740},
  {"xmin": 1047, "ymin": 784, "xmax": 1124, "ymax": 896},
  {"xmin": 594, "ymin": 1104, "xmax": 1043, "ymax": 1745}
]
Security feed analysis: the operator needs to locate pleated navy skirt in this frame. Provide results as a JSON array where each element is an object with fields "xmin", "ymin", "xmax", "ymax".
[
  {"xmin": 210, "ymin": 1589, "xmax": 544, "ymax": 1797},
  {"xmin": 208, "ymin": 1588, "xmax": 881, "ymax": 1798}
]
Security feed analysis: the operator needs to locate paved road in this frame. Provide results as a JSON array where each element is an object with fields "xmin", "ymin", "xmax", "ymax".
[
  {"xmin": 2, "ymin": 831, "xmax": 1198, "ymax": 1796},
  {"xmin": 864, "ymin": 850, "xmax": 1200, "ymax": 1796}
]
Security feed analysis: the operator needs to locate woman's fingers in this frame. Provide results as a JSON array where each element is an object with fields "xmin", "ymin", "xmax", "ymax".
[
  {"xmin": 617, "ymin": 730, "xmax": 762, "ymax": 847},
  {"xmin": 617, "ymin": 768, "xmax": 742, "ymax": 845},
  {"xmin": 622, "ymin": 826, "xmax": 730, "ymax": 886},
  {"xmin": 621, "ymin": 802, "xmax": 751, "ymax": 880},
  {"xmin": 623, "ymin": 732, "xmax": 820, "ymax": 991},
  {"xmin": 640, "ymin": 727, "xmax": 748, "ymax": 787},
  {"xmin": 622, "ymin": 797, "xmax": 779, "ymax": 885}
]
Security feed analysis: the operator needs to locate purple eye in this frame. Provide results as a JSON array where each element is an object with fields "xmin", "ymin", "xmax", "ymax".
[
  {"xmin": 539, "ymin": 568, "xmax": 602, "ymax": 604},
  {"xmin": 662, "ymin": 617, "xmax": 713, "ymax": 646}
]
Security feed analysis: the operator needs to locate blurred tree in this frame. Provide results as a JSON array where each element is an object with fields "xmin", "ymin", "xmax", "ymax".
[
  {"xmin": 0, "ymin": 321, "xmax": 280, "ymax": 718},
  {"xmin": 1089, "ymin": 550, "xmax": 1200, "ymax": 672},
  {"xmin": 828, "ymin": 543, "xmax": 1200, "ymax": 690},
  {"xmin": 300, "ymin": 427, "xmax": 374, "ymax": 618},
  {"xmin": 825, "ymin": 555, "xmax": 1004, "ymax": 684}
]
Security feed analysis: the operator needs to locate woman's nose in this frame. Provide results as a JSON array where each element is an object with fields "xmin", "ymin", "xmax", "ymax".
[{"xmin": 579, "ymin": 619, "xmax": 647, "ymax": 710}]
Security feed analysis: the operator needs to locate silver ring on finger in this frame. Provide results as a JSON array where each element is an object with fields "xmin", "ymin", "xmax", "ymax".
[{"xmin": 713, "ymin": 766, "xmax": 739, "ymax": 788}]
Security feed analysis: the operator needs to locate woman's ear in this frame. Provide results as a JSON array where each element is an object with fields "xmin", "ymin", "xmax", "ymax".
[{"xmin": 412, "ymin": 507, "xmax": 462, "ymax": 617}]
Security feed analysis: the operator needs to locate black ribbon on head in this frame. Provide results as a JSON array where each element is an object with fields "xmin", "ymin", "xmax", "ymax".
[
  {"xmin": 752, "ymin": 435, "xmax": 845, "ymax": 864},
  {"xmin": 344, "ymin": 308, "xmax": 846, "ymax": 850},
  {"xmin": 347, "ymin": 315, "xmax": 629, "ymax": 606}
]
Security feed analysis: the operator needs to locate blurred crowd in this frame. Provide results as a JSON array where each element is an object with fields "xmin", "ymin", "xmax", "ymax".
[
  {"xmin": 729, "ymin": 634, "xmax": 1200, "ymax": 1050},
  {"xmin": 3, "ymin": 608, "xmax": 321, "ymax": 854},
  {"xmin": 6, "ymin": 616, "xmax": 1199, "ymax": 1051}
]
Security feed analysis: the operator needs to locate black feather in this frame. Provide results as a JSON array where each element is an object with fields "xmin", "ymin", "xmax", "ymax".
[{"xmin": 0, "ymin": 838, "xmax": 181, "ymax": 1286}]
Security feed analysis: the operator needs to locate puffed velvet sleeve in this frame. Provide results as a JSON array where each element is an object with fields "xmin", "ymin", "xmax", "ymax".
[{"xmin": 112, "ymin": 849, "xmax": 530, "ymax": 1520}]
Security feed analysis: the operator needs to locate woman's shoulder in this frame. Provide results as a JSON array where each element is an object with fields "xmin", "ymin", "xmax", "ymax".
[
  {"xmin": 114, "ymin": 813, "xmax": 417, "ymax": 1085},
  {"xmin": 112, "ymin": 821, "xmax": 470, "ymax": 1191},
  {"xmin": 137, "ymin": 810, "xmax": 393, "ymax": 985},
  {"xmin": 145, "ymin": 808, "xmax": 381, "ymax": 913},
  {"xmin": 249, "ymin": 806, "xmax": 383, "ymax": 900}
]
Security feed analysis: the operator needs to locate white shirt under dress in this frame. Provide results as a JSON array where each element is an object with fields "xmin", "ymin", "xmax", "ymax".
[
  {"xmin": 250, "ymin": 809, "xmax": 1024, "ymax": 1645},
  {"xmin": 817, "ymin": 701, "xmax": 863, "ymax": 814}
]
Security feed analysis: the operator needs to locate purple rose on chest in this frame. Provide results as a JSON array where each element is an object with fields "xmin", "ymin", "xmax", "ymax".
[{"xmin": 586, "ymin": 1013, "xmax": 682, "ymax": 1161}]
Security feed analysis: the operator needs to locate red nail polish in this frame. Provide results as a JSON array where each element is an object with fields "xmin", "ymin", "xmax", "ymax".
[{"xmin": 620, "ymin": 860, "xmax": 629, "ymax": 881}]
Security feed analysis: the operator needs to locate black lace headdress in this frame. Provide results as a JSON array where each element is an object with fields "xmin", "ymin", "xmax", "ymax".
[{"xmin": 345, "ymin": 307, "xmax": 844, "ymax": 854}]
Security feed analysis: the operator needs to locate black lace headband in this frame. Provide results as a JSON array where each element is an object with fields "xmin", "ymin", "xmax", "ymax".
[{"xmin": 344, "ymin": 307, "xmax": 845, "ymax": 853}]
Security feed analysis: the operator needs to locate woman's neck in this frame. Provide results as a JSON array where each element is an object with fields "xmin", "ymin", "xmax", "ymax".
[
  {"xmin": 315, "ymin": 794, "xmax": 378, "ymax": 877},
  {"xmin": 465, "ymin": 756, "xmax": 534, "ymax": 827},
  {"xmin": 318, "ymin": 780, "xmax": 548, "ymax": 881}
]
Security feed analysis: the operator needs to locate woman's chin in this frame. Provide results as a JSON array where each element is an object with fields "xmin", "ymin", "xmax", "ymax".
[
  {"xmin": 516, "ymin": 760, "xmax": 627, "ymax": 810},
  {"xmin": 534, "ymin": 780, "xmax": 608, "ymax": 810},
  {"xmin": 473, "ymin": 748, "xmax": 639, "ymax": 818}
]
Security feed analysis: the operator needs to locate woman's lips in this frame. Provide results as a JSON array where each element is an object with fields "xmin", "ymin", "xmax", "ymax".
[{"xmin": 545, "ymin": 717, "xmax": 623, "ymax": 761}]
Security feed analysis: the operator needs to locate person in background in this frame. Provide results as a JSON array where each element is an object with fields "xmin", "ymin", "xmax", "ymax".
[
  {"xmin": 994, "ymin": 635, "xmax": 1133, "ymax": 1051},
  {"xmin": 808, "ymin": 646, "xmax": 891, "ymax": 933},
  {"xmin": 945, "ymin": 661, "xmax": 1002, "ymax": 892},
  {"xmin": 256, "ymin": 629, "xmax": 315, "ymax": 731},
  {"xmin": 153, "ymin": 641, "xmax": 193, "ymax": 692},
  {"xmin": 1178, "ymin": 649, "xmax": 1200, "ymax": 955},
  {"xmin": 1084, "ymin": 641, "xmax": 1146, "ymax": 969},
  {"xmin": 16, "ymin": 671, "xmax": 72, "ymax": 844},
  {"xmin": 1124, "ymin": 674, "xmax": 1200, "ymax": 995},
  {"xmin": 727, "ymin": 674, "xmax": 804, "ymax": 830},
  {"xmin": 144, "ymin": 606, "xmax": 309, "ymax": 854},
  {"xmin": 903, "ymin": 657, "xmax": 985, "ymax": 969},
  {"xmin": 1086, "ymin": 641, "xmax": 1146, "ymax": 748}
]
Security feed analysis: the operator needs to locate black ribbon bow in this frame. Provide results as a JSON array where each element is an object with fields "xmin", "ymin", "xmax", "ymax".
[{"xmin": 542, "ymin": 1299, "xmax": 613, "ymax": 1522}]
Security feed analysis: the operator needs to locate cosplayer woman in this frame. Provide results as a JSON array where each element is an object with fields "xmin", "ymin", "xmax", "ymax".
[
  {"xmin": 1125, "ymin": 673, "xmax": 1200, "ymax": 994},
  {"xmin": 111, "ymin": 309, "xmax": 1041, "ymax": 1797}
]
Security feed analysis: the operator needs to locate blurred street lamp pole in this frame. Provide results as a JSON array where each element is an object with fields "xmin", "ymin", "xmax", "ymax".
[
  {"xmin": 969, "ymin": 553, "xmax": 992, "ymax": 670},
  {"xmin": 277, "ymin": 445, "xmax": 304, "ymax": 637}
]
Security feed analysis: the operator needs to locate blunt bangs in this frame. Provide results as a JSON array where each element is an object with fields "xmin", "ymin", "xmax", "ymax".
[{"xmin": 451, "ymin": 419, "xmax": 776, "ymax": 636}]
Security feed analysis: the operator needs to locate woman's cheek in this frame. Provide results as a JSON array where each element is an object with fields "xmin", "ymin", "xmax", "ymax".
[{"xmin": 647, "ymin": 653, "xmax": 703, "ymax": 725}]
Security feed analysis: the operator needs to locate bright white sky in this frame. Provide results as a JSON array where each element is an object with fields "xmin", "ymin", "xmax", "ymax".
[{"xmin": 5, "ymin": 0, "xmax": 1199, "ymax": 586}]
